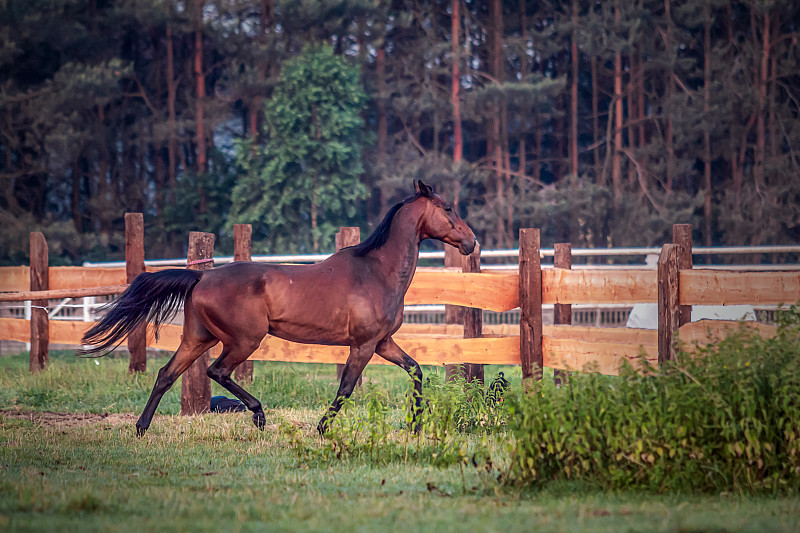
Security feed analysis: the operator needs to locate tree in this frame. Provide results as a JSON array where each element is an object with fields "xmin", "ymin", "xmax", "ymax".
[{"xmin": 231, "ymin": 44, "xmax": 368, "ymax": 253}]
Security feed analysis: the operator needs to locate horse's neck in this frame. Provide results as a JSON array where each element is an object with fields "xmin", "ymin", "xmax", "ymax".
[{"xmin": 369, "ymin": 204, "xmax": 423, "ymax": 293}]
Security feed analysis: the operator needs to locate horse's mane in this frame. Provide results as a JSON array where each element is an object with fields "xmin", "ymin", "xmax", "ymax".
[{"xmin": 350, "ymin": 193, "xmax": 421, "ymax": 257}]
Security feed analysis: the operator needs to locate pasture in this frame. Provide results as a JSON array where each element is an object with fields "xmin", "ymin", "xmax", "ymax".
[{"xmin": 1, "ymin": 349, "xmax": 799, "ymax": 532}]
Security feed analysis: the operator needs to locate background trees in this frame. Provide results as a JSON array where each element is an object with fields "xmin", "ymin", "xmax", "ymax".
[
  {"xmin": 1, "ymin": 0, "xmax": 798, "ymax": 264},
  {"xmin": 231, "ymin": 44, "xmax": 368, "ymax": 253}
]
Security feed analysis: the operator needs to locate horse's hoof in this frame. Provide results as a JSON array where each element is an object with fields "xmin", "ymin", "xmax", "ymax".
[
  {"xmin": 252, "ymin": 411, "xmax": 266, "ymax": 431},
  {"xmin": 316, "ymin": 419, "xmax": 328, "ymax": 436},
  {"xmin": 135, "ymin": 425, "xmax": 147, "ymax": 437}
]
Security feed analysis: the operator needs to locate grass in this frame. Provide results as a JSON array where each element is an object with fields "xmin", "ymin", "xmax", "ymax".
[{"xmin": 1, "ymin": 349, "xmax": 799, "ymax": 532}]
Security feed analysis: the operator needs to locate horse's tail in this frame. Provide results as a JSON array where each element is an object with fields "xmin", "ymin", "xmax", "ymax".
[{"xmin": 79, "ymin": 269, "xmax": 203, "ymax": 356}]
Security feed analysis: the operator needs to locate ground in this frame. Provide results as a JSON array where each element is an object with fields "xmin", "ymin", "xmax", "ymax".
[{"xmin": 0, "ymin": 352, "xmax": 799, "ymax": 532}]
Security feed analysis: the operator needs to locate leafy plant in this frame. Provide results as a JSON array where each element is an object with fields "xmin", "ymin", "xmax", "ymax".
[{"xmin": 505, "ymin": 306, "xmax": 800, "ymax": 493}]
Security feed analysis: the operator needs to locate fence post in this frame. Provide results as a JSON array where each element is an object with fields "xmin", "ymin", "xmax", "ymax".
[
  {"xmin": 444, "ymin": 245, "xmax": 463, "ymax": 381},
  {"xmin": 180, "ymin": 231, "xmax": 214, "ymax": 416},
  {"xmin": 672, "ymin": 224, "xmax": 692, "ymax": 327},
  {"xmin": 125, "ymin": 213, "xmax": 147, "ymax": 373},
  {"xmin": 519, "ymin": 228, "xmax": 543, "ymax": 385},
  {"xmin": 553, "ymin": 243, "xmax": 572, "ymax": 386},
  {"xmin": 446, "ymin": 244, "xmax": 484, "ymax": 383},
  {"xmin": 335, "ymin": 227, "xmax": 361, "ymax": 386},
  {"xmin": 444, "ymin": 245, "xmax": 463, "ymax": 323},
  {"xmin": 658, "ymin": 243, "xmax": 680, "ymax": 366},
  {"xmin": 462, "ymin": 244, "xmax": 484, "ymax": 384},
  {"xmin": 233, "ymin": 224, "xmax": 254, "ymax": 384},
  {"xmin": 29, "ymin": 232, "xmax": 49, "ymax": 372}
]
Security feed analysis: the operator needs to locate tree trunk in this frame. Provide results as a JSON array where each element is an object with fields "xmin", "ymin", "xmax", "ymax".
[
  {"xmin": 71, "ymin": 157, "xmax": 82, "ymax": 232},
  {"xmin": 628, "ymin": 49, "xmax": 637, "ymax": 187},
  {"xmin": 518, "ymin": 0, "xmax": 528, "ymax": 182},
  {"xmin": 166, "ymin": 25, "xmax": 177, "ymax": 191},
  {"xmin": 612, "ymin": 1, "xmax": 623, "ymax": 206},
  {"xmin": 96, "ymin": 106, "xmax": 110, "ymax": 235},
  {"xmin": 534, "ymin": 115, "xmax": 543, "ymax": 184},
  {"xmin": 490, "ymin": 0, "xmax": 505, "ymax": 247},
  {"xmin": 754, "ymin": 10, "xmax": 769, "ymax": 198},
  {"xmin": 591, "ymin": 55, "xmax": 601, "ymax": 180},
  {"xmin": 569, "ymin": 0, "xmax": 579, "ymax": 179},
  {"xmin": 703, "ymin": 5, "xmax": 713, "ymax": 249},
  {"xmin": 194, "ymin": 0, "xmax": 206, "ymax": 175},
  {"xmin": 664, "ymin": 0, "xmax": 674, "ymax": 194},
  {"xmin": 376, "ymin": 46, "xmax": 387, "ymax": 166},
  {"xmin": 451, "ymin": 0, "xmax": 463, "ymax": 165},
  {"xmin": 502, "ymin": 105, "xmax": 513, "ymax": 247}
]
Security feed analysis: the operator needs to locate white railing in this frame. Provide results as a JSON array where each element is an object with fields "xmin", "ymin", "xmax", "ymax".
[{"xmin": 82, "ymin": 244, "xmax": 800, "ymax": 268}]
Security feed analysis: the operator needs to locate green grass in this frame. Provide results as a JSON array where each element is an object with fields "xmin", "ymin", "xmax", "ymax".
[{"xmin": 1, "ymin": 349, "xmax": 799, "ymax": 532}]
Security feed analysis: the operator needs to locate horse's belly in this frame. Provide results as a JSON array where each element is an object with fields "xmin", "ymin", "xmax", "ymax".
[{"xmin": 267, "ymin": 322, "xmax": 350, "ymax": 346}]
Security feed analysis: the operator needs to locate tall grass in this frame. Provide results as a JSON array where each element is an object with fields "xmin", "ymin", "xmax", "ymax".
[{"xmin": 505, "ymin": 306, "xmax": 800, "ymax": 493}]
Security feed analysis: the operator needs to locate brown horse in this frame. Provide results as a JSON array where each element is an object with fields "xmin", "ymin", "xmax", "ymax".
[{"xmin": 80, "ymin": 180, "xmax": 476, "ymax": 436}]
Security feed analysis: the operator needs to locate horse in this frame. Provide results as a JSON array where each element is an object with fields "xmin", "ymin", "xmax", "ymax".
[{"xmin": 80, "ymin": 180, "xmax": 477, "ymax": 436}]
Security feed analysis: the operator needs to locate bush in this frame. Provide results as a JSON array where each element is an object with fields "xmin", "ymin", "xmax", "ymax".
[{"xmin": 505, "ymin": 306, "xmax": 800, "ymax": 493}]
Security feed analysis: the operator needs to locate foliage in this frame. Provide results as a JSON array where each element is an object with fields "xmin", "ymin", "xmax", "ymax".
[
  {"xmin": 231, "ymin": 44, "xmax": 368, "ymax": 253},
  {"xmin": 3, "ymin": 1, "xmax": 800, "ymax": 263},
  {"xmin": 160, "ymin": 149, "xmax": 238, "ymax": 256},
  {"xmin": 515, "ymin": 180, "xmax": 701, "ymax": 250},
  {"xmin": 505, "ymin": 306, "xmax": 800, "ymax": 493}
]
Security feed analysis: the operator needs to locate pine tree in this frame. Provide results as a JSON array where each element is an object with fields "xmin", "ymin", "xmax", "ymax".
[{"xmin": 231, "ymin": 44, "xmax": 368, "ymax": 253}]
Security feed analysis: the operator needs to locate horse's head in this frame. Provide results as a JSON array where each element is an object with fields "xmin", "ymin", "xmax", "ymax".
[{"xmin": 414, "ymin": 180, "xmax": 477, "ymax": 255}]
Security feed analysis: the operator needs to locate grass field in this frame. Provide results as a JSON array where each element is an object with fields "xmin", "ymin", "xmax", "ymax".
[{"xmin": 1, "ymin": 349, "xmax": 799, "ymax": 532}]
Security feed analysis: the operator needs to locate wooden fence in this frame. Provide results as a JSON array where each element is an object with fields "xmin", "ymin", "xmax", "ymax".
[{"xmin": 1, "ymin": 216, "xmax": 798, "ymax": 405}]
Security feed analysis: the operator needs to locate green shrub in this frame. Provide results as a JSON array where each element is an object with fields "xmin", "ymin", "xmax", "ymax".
[{"xmin": 505, "ymin": 306, "xmax": 800, "ymax": 493}]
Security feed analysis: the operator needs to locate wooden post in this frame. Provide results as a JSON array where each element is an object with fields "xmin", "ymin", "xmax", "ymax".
[
  {"xmin": 29, "ymin": 232, "xmax": 48, "ymax": 372},
  {"xmin": 233, "ymin": 224, "xmax": 254, "ymax": 384},
  {"xmin": 444, "ymin": 245, "xmax": 463, "ymax": 324},
  {"xmin": 658, "ymin": 243, "xmax": 680, "ymax": 366},
  {"xmin": 462, "ymin": 244, "xmax": 484, "ymax": 384},
  {"xmin": 553, "ymin": 243, "xmax": 572, "ymax": 386},
  {"xmin": 180, "ymin": 231, "xmax": 214, "ymax": 416},
  {"xmin": 446, "ymin": 244, "xmax": 484, "ymax": 383},
  {"xmin": 444, "ymin": 245, "xmax": 463, "ymax": 382},
  {"xmin": 335, "ymin": 227, "xmax": 361, "ymax": 385},
  {"xmin": 519, "ymin": 228, "xmax": 543, "ymax": 384},
  {"xmin": 125, "ymin": 213, "xmax": 147, "ymax": 373},
  {"xmin": 672, "ymin": 224, "xmax": 692, "ymax": 327}
]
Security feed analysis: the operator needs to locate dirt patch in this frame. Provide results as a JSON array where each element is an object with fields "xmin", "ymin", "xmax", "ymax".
[{"xmin": 0, "ymin": 408, "xmax": 137, "ymax": 428}]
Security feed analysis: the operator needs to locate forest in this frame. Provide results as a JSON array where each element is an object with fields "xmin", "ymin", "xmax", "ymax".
[{"xmin": 1, "ymin": 0, "xmax": 798, "ymax": 264}]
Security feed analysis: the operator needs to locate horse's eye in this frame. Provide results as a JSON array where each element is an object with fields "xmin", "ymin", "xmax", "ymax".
[{"xmin": 444, "ymin": 204, "xmax": 452, "ymax": 213}]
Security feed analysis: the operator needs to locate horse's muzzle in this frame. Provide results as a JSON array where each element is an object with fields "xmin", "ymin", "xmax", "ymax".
[{"xmin": 459, "ymin": 238, "xmax": 477, "ymax": 255}]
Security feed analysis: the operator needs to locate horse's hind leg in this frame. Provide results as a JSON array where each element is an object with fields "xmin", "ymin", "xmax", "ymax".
[
  {"xmin": 135, "ymin": 298, "xmax": 218, "ymax": 436},
  {"xmin": 317, "ymin": 341, "xmax": 377, "ymax": 435},
  {"xmin": 206, "ymin": 340, "xmax": 267, "ymax": 430},
  {"xmin": 375, "ymin": 337, "xmax": 423, "ymax": 432},
  {"xmin": 136, "ymin": 335, "xmax": 218, "ymax": 436}
]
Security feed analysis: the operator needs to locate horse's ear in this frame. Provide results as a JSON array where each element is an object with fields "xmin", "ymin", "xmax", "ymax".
[{"xmin": 414, "ymin": 179, "xmax": 433, "ymax": 198}]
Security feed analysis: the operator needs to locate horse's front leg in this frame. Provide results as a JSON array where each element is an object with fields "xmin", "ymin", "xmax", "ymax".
[
  {"xmin": 317, "ymin": 341, "xmax": 377, "ymax": 435},
  {"xmin": 375, "ymin": 337, "xmax": 423, "ymax": 432}
]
